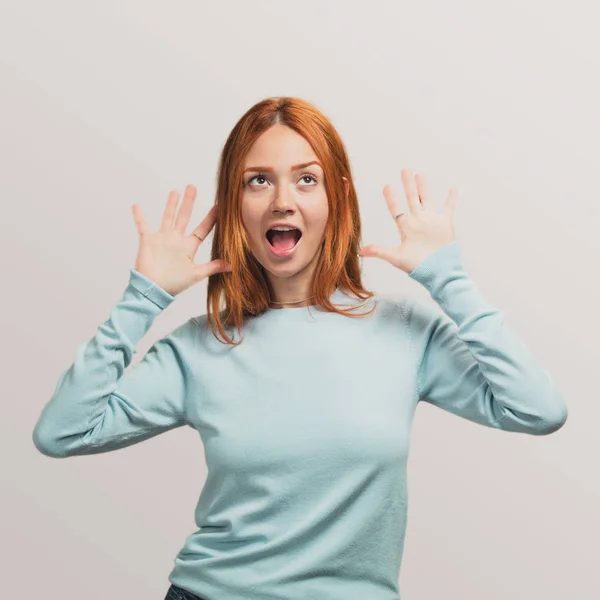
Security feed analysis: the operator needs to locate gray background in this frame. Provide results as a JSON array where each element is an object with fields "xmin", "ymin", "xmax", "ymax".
[{"xmin": 2, "ymin": 1, "xmax": 597, "ymax": 598}]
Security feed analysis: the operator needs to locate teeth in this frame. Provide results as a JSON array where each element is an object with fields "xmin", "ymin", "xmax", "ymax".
[{"xmin": 271, "ymin": 226, "xmax": 296, "ymax": 231}]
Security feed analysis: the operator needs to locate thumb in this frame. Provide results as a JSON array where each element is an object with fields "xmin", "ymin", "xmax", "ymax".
[
  {"xmin": 359, "ymin": 244, "xmax": 395, "ymax": 263},
  {"xmin": 193, "ymin": 259, "xmax": 232, "ymax": 282}
]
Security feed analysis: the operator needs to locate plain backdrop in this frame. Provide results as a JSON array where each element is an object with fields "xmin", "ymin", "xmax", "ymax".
[{"xmin": 2, "ymin": 1, "xmax": 598, "ymax": 598}]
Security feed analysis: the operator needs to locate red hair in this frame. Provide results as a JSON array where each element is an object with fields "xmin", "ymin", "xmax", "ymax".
[{"xmin": 206, "ymin": 96, "xmax": 376, "ymax": 345}]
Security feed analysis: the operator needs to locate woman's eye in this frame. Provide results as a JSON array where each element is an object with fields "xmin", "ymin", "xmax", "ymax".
[
  {"xmin": 246, "ymin": 173, "xmax": 318, "ymax": 187},
  {"xmin": 246, "ymin": 175, "xmax": 266, "ymax": 186},
  {"xmin": 300, "ymin": 174, "xmax": 317, "ymax": 185}
]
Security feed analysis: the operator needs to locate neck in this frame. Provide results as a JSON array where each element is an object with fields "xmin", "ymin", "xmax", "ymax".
[
  {"xmin": 268, "ymin": 293, "xmax": 315, "ymax": 309},
  {"xmin": 266, "ymin": 271, "xmax": 315, "ymax": 308}
]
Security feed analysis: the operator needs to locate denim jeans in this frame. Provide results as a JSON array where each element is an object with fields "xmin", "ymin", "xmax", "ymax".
[{"xmin": 164, "ymin": 583, "xmax": 206, "ymax": 600}]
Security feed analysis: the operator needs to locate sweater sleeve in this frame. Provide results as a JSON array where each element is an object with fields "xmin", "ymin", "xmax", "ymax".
[
  {"xmin": 32, "ymin": 269, "xmax": 196, "ymax": 458},
  {"xmin": 405, "ymin": 241, "xmax": 568, "ymax": 435}
]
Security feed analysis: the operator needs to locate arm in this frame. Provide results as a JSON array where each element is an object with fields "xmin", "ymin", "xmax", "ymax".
[
  {"xmin": 32, "ymin": 269, "xmax": 196, "ymax": 458},
  {"xmin": 404, "ymin": 241, "xmax": 568, "ymax": 435}
]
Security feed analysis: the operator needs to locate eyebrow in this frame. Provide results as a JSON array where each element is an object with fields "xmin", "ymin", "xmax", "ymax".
[{"xmin": 243, "ymin": 160, "xmax": 322, "ymax": 173}]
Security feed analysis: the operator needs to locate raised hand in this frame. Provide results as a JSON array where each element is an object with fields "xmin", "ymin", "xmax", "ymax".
[
  {"xmin": 358, "ymin": 168, "xmax": 458, "ymax": 274},
  {"xmin": 130, "ymin": 184, "xmax": 232, "ymax": 297}
]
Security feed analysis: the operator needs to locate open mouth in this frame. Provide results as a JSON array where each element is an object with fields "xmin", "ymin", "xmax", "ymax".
[{"xmin": 265, "ymin": 228, "xmax": 302, "ymax": 253}]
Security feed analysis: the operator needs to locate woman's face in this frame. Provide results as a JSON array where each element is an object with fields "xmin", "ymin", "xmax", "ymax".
[{"xmin": 240, "ymin": 124, "xmax": 330, "ymax": 285}]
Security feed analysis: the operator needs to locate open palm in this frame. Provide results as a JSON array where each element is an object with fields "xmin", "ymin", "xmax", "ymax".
[
  {"xmin": 359, "ymin": 169, "xmax": 458, "ymax": 274},
  {"xmin": 130, "ymin": 184, "xmax": 232, "ymax": 297}
]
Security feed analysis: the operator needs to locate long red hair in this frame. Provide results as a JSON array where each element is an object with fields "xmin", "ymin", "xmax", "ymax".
[{"xmin": 206, "ymin": 96, "xmax": 376, "ymax": 345}]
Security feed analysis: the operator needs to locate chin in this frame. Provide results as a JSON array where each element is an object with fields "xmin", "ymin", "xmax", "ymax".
[
  {"xmin": 263, "ymin": 260, "xmax": 308, "ymax": 278},
  {"xmin": 261, "ymin": 251, "xmax": 316, "ymax": 278}
]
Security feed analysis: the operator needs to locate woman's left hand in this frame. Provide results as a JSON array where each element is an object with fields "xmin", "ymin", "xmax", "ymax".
[{"xmin": 359, "ymin": 169, "xmax": 459, "ymax": 274}]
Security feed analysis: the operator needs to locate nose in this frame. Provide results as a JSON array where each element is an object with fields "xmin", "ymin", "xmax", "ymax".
[{"xmin": 272, "ymin": 184, "xmax": 296, "ymax": 216}]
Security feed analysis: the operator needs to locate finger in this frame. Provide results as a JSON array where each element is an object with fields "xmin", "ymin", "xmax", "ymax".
[
  {"xmin": 131, "ymin": 204, "xmax": 150, "ymax": 236},
  {"xmin": 444, "ymin": 187, "xmax": 458, "ymax": 217},
  {"xmin": 358, "ymin": 243, "xmax": 395, "ymax": 264},
  {"xmin": 173, "ymin": 184, "xmax": 197, "ymax": 233},
  {"xmin": 193, "ymin": 258, "xmax": 232, "ymax": 282},
  {"xmin": 190, "ymin": 204, "xmax": 218, "ymax": 245},
  {"xmin": 382, "ymin": 185, "xmax": 405, "ymax": 225},
  {"xmin": 415, "ymin": 173, "xmax": 433, "ymax": 210},
  {"xmin": 400, "ymin": 168, "xmax": 423, "ymax": 214},
  {"xmin": 160, "ymin": 191, "xmax": 180, "ymax": 232}
]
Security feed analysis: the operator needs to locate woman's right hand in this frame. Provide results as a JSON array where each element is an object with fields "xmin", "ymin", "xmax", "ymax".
[{"xmin": 130, "ymin": 184, "xmax": 232, "ymax": 297}]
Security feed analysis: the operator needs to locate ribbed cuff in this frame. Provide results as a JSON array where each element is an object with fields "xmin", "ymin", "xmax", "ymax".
[
  {"xmin": 408, "ymin": 241, "xmax": 463, "ymax": 294},
  {"xmin": 128, "ymin": 269, "xmax": 176, "ymax": 310}
]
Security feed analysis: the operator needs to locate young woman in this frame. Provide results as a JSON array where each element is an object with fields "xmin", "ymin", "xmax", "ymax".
[{"xmin": 33, "ymin": 96, "xmax": 568, "ymax": 600}]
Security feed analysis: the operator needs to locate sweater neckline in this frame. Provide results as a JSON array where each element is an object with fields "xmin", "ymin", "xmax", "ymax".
[{"xmin": 259, "ymin": 288, "xmax": 374, "ymax": 321}]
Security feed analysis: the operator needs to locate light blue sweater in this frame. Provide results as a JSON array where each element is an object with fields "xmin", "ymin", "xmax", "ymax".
[{"xmin": 32, "ymin": 241, "xmax": 567, "ymax": 600}]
